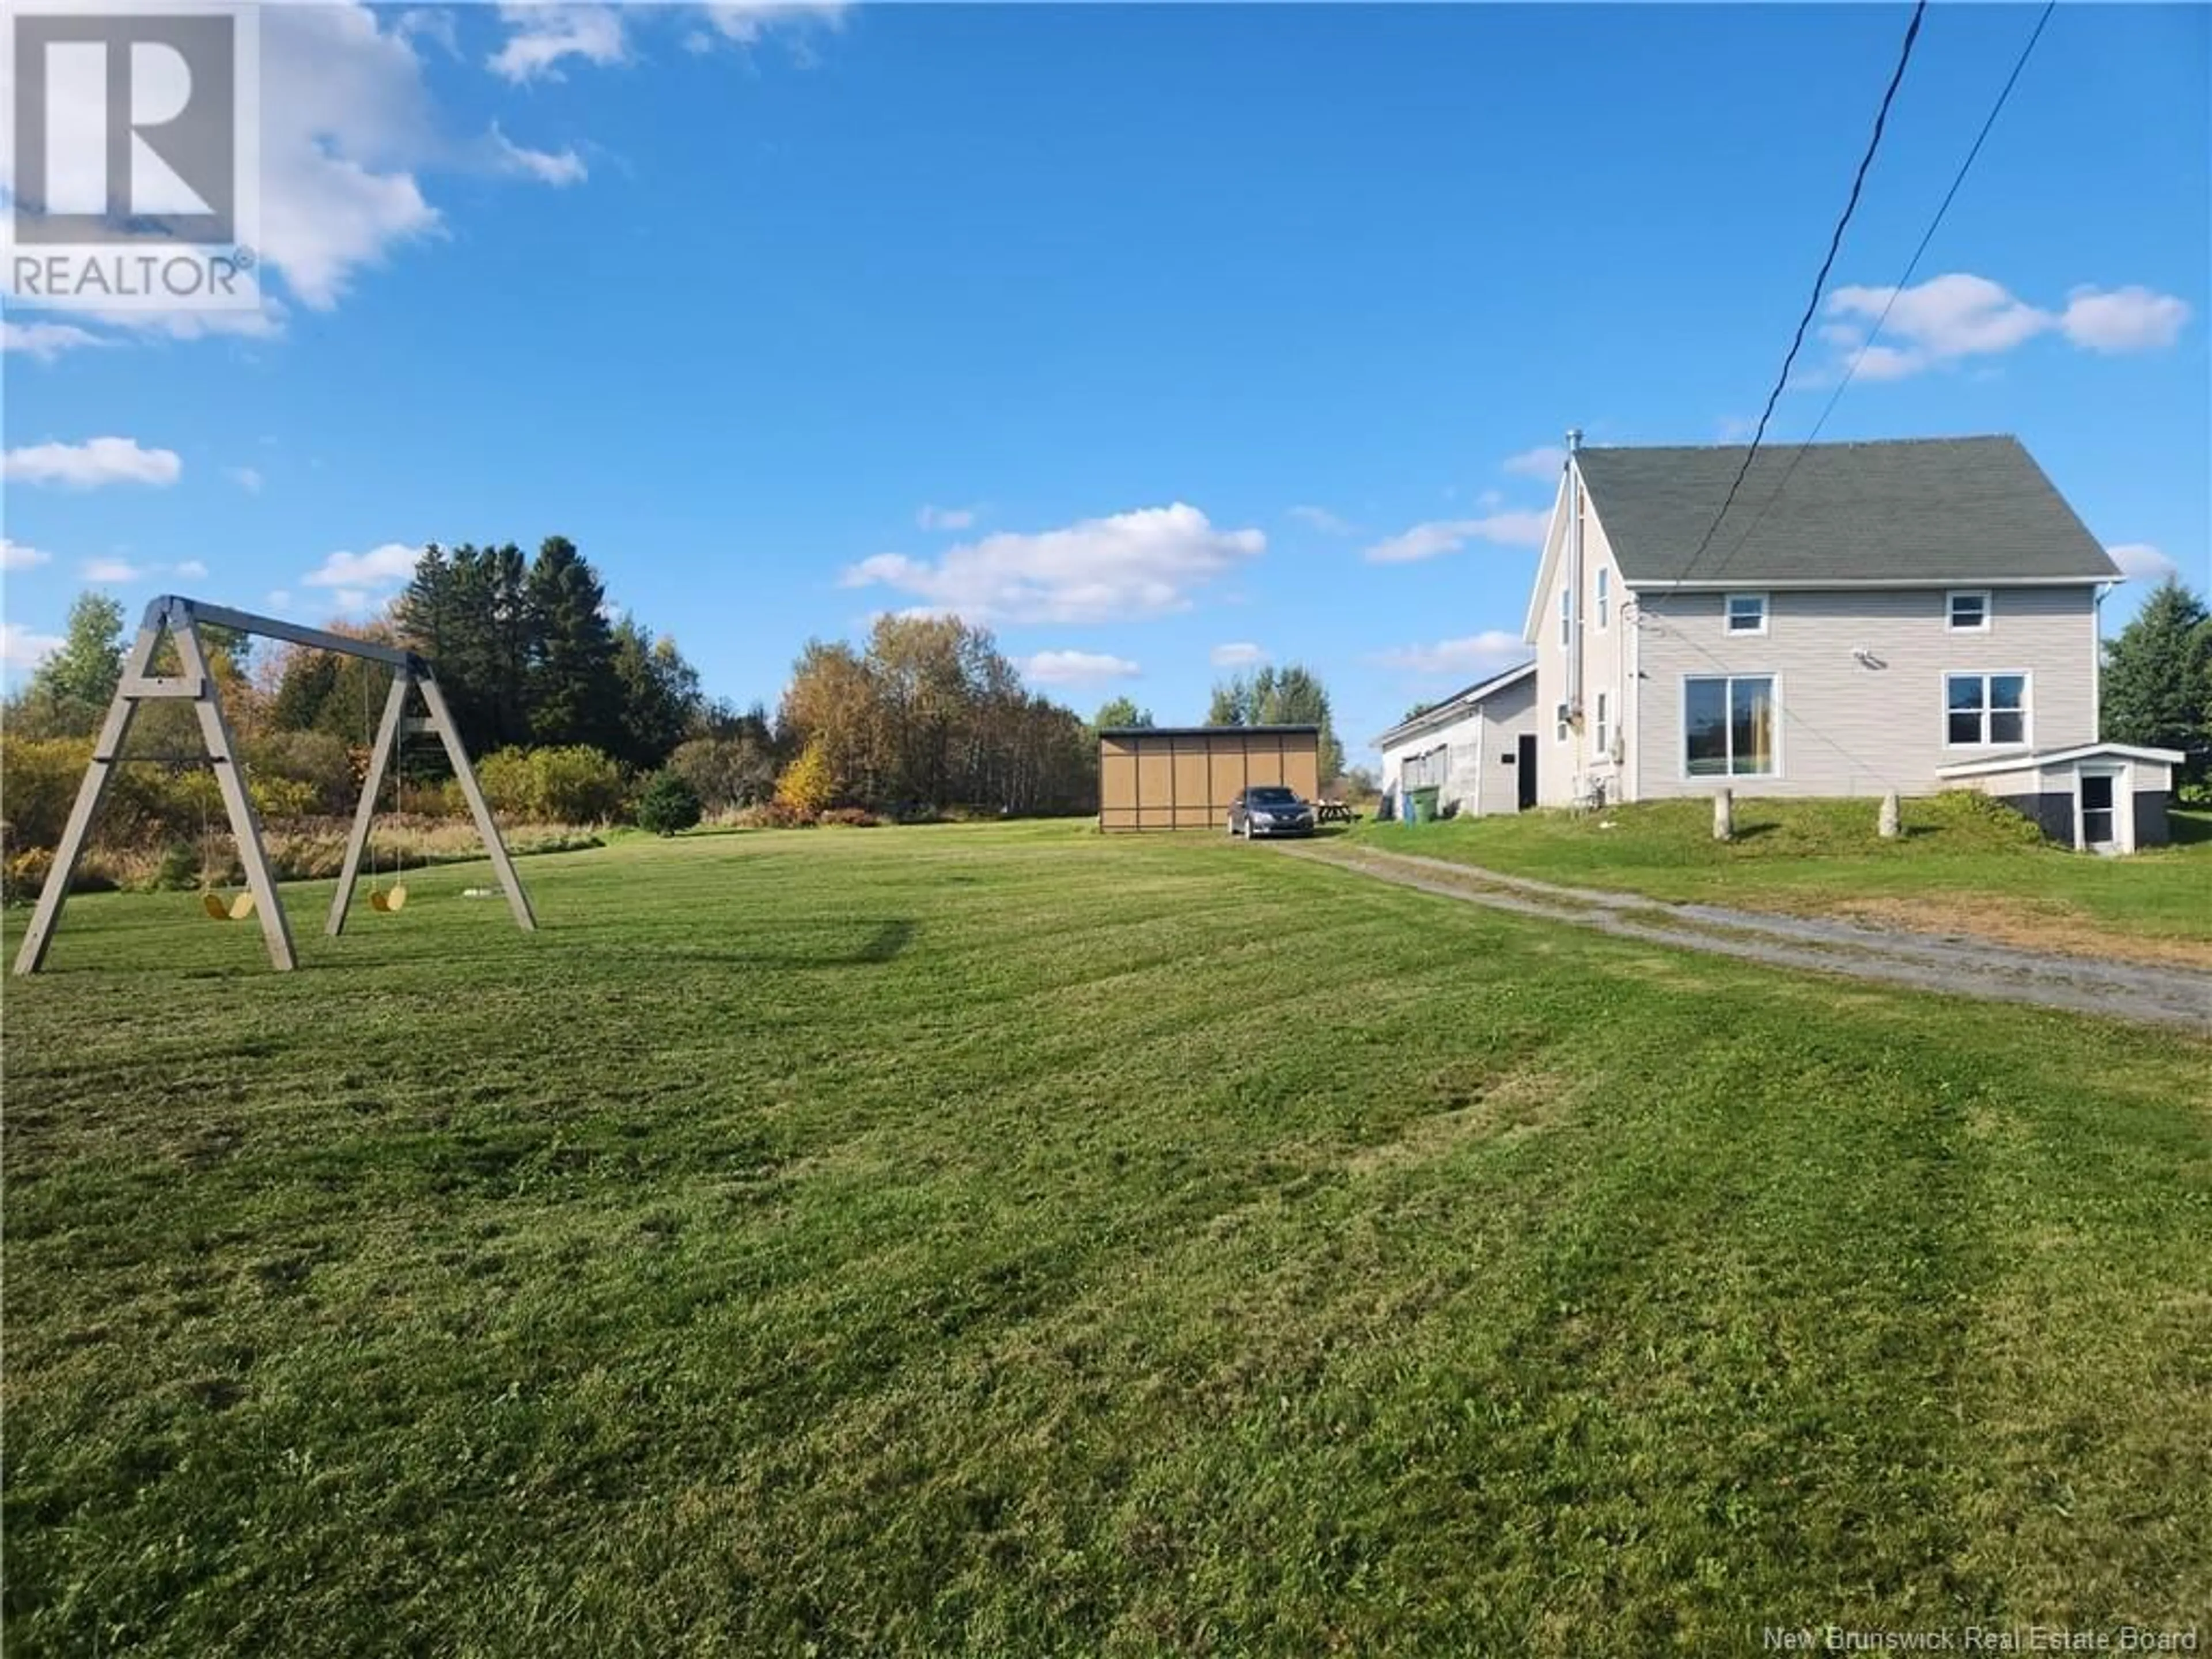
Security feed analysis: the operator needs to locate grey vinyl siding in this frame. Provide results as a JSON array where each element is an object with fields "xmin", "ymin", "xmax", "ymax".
[
  {"xmin": 1629, "ymin": 585, "xmax": 2100, "ymax": 798},
  {"xmin": 1994, "ymin": 791, "xmax": 2077, "ymax": 843},
  {"xmin": 1473, "ymin": 676, "xmax": 1537, "ymax": 815}
]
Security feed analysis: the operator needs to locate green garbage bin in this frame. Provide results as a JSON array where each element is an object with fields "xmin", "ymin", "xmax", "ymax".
[{"xmin": 1410, "ymin": 785, "xmax": 1442, "ymax": 823}]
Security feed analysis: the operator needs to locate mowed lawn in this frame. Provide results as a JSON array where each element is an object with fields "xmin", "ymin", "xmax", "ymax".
[
  {"xmin": 1357, "ymin": 796, "xmax": 2212, "ymax": 964},
  {"xmin": 4, "ymin": 823, "xmax": 2209, "ymax": 1657}
]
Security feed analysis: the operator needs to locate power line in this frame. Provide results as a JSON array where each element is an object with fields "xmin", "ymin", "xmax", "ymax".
[
  {"xmin": 1666, "ymin": 0, "xmax": 1929, "ymax": 587},
  {"xmin": 1705, "ymin": 0, "xmax": 2057, "ymax": 582}
]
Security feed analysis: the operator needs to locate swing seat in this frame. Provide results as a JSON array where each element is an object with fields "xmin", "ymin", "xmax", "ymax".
[
  {"xmin": 228, "ymin": 892, "xmax": 255, "ymax": 921},
  {"xmin": 383, "ymin": 883, "xmax": 407, "ymax": 912},
  {"xmin": 370, "ymin": 888, "xmax": 389, "ymax": 912},
  {"xmin": 202, "ymin": 893, "xmax": 231, "ymax": 921}
]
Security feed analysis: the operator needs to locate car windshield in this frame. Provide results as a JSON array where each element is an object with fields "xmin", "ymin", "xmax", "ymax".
[{"xmin": 1249, "ymin": 787, "xmax": 1298, "ymax": 805}]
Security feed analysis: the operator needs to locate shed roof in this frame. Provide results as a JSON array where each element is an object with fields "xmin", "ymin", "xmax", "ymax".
[
  {"xmin": 1098, "ymin": 724, "xmax": 1321, "ymax": 740},
  {"xmin": 1374, "ymin": 659, "xmax": 1536, "ymax": 748},
  {"xmin": 1575, "ymin": 435, "xmax": 2120, "ymax": 588}
]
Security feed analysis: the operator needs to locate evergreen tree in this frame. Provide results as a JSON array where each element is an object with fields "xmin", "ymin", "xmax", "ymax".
[
  {"xmin": 612, "ymin": 617, "xmax": 703, "ymax": 769},
  {"xmin": 526, "ymin": 536, "xmax": 623, "ymax": 752},
  {"xmin": 2103, "ymin": 575, "xmax": 2212, "ymax": 785}
]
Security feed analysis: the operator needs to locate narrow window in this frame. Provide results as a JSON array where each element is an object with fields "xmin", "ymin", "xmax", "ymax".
[
  {"xmin": 1685, "ymin": 676, "xmax": 1777, "ymax": 777},
  {"xmin": 1725, "ymin": 593, "xmax": 1767, "ymax": 635},
  {"xmin": 1559, "ymin": 586, "xmax": 1571, "ymax": 648},
  {"xmin": 1555, "ymin": 702, "xmax": 1571, "ymax": 743},
  {"xmin": 1594, "ymin": 691, "xmax": 1611, "ymax": 756},
  {"xmin": 1947, "ymin": 590, "xmax": 1990, "ymax": 631},
  {"xmin": 1596, "ymin": 567, "xmax": 1611, "ymax": 631}
]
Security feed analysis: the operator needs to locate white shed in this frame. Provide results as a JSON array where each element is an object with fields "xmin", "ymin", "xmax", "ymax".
[
  {"xmin": 1936, "ymin": 741, "xmax": 2186, "ymax": 854},
  {"xmin": 1374, "ymin": 661, "xmax": 1539, "ymax": 818}
]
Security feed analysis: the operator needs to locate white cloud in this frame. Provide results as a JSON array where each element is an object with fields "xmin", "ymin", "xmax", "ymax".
[
  {"xmin": 917, "ymin": 504, "xmax": 979, "ymax": 532},
  {"xmin": 1020, "ymin": 649, "xmax": 1142, "ymax": 687},
  {"xmin": 1210, "ymin": 642, "xmax": 1267, "ymax": 668},
  {"xmin": 492, "ymin": 123, "xmax": 589, "ymax": 187},
  {"xmin": 1372, "ymin": 631, "xmax": 1532, "ymax": 679},
  {"xmin": 1717, "ymin": 415, "xmax": 1757, "ymax": 442},
  {"xmin": 2061, "ymin": 286, "xmax": 2192, "ymax": 354},
  {"xmin": 2, "ymin": 321, "xmax": 113, "ymax": 361},
  {"xmin": 395, "ymin": 7, "xmax": 460, "ymax": 55},
  {"xmin": 490, "ymin": 3, "xmax": 630, "ymax": 81},
  {"xmin": 698, "ymin": 1, "xmax": 849, "ymax": 45},
  {"xmin": 1817, "ymin": 273, "xmax": 2191, "ymax": 383},
  {"xmin": 1287, "ymin": 505, "xmax": 1355, "ymax": 536},
  {"xmin": 3, "ymin": 437, "xmax": 181, "ymax": 490},
  {"xmin": 1362, "ymin": 510, "xmax": 1550, "ymax": 565},
  {"xmin": 1501, "ymin": 445, "xmax": 1566, "ymax": 479},
  {"xmin": 174, "ymin": 560, "xmax": 210, "ymax": 580},
  {"xmin": 265, "ymin": 589, "xmax": 297, "ymax": 614},
  {"xmin": 2, "ymin": 623, "xmax": 67, "ymax": 672},
  {"xmin": 227, "ymin": 466, "xmax": 264, "ymax": 494},
  {"xmin": 1, "ymin": 538, "xmax": 55, "ymax": 573},
  {"xmin": 2108, "ymin": 543, "xmax": 2182, "ymax": 583},
  {"xmin": 841, "ymin": 503, "xmax": 1265, "ymax": 625},
  {"xmin": 81, "ymin": 559, "xmax": 147, "ymax": 584},
  {"xmin": 304, "ymin": 543, "xmax": 423, "ymax": 599}
]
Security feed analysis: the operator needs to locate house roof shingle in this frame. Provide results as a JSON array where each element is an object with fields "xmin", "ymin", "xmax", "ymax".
[{"xmin": 1574, "ymin": 435, "xmax": 2120, "ymax": 586}]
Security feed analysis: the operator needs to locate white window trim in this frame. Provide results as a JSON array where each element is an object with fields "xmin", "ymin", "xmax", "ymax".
[
  {"xmin": 2074, "ymin": 763, "xmax": 2130, "ymax": 853},
  {"xmin": 1595, "ymin": 566, "xmax": 1611, "ymax": 632},
  {"xmin": 1593, "ymin": 690, "xmax": 1611, "ymax": 759},
  {"xmin": 1947, "ymin": 589, "xmax": 1993, "ymax": 632},
  {"xmin": 1724, "ymin": 592, "xmax": 1768, "ymax": 637},
  {"xmin": 1558, "ymin": 586, "xmax": 1571, "ymax": 649},
  {"xmin": 1942, "ymin": 669, "xmax": 2034, "ymax": 751},
  {"xmin": 1679, "ymin": 672, "xmax": 1784, "ymax": 782},
  {"xmin": 1555, "ymin": 702, "xmax": 1571, "ymax": 743}
]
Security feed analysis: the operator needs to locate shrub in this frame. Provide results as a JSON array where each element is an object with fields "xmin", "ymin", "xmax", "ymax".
[
  {"xmin": 249, "ymin": 775, "xmax": 321, "ymax": 822},
  {"xmin": 634, "ymin": 770, "xmax": 704, "ymax": 836},
  {"xmin": 532, "ymin": 746, "xmax": 628, "ymax": 824},
  {"xmin": 3, "ymin": 845, "xmax": 54, "ymax": 906},
  {"xmin": 246, "ymin": 730, "xmax": 357, "ymax": 815},
  {"xmin": 818, "ymin": 806, "xmax": 880, "ymax": 828},
  {"xmin": 155, "ymin": 840, "xmax": 206, "ymax": 892},
  {"xmin": 775, "ymin": 740, "xmax": 836, "ymax": 818},
  {"xmin": 0, "ymin": 737, "xmax": 93, "ymax": 849},
  {"xmin": 669, "ymin": 736, "xmax": 779, "ymax": 814},
  {"xmin": 734, "ymin": 800, "xmax": 815, "ymax": 830}
]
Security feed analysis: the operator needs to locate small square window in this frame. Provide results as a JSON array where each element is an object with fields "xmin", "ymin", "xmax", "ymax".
[
  {"xmin": 1725, "ymin": 593, "xmax": 1767, "ymax": 635},
  {"xmin": 1948, "ymin": 590, "xmax": 1990, "ymax": 631}
]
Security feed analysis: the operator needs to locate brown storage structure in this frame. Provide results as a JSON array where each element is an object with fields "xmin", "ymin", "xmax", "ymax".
[{"xmin": 1098, "ymin": 725, "xmax": 1322, "ymax": 831}]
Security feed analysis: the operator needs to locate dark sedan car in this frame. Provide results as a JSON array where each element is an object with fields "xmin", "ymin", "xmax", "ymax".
[{"xmin": 1226, "ymin": 785, "xmax": 1317, "ymax": 839}]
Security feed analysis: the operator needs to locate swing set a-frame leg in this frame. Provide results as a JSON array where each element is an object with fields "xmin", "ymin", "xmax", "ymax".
[{"xmin": 328, "ymin": 669, "xmax": 411, "ymax": 937}]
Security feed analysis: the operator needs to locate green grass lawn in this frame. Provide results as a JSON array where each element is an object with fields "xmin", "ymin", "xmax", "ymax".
[
  {"xmin": 5, "ymin": 823, "xmax": 2209, "ymax": 1656},
  {"xmin": 1357, "ymin": 795, "xmax": 2212, "ymax": 961}
]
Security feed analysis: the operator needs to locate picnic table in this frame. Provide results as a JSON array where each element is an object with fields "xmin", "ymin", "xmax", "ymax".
[{"xmin": 1315, "ymin": 799, "xmax": 1361, "ymax": 825}]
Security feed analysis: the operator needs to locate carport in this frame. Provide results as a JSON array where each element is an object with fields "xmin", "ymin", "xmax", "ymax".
[{"xmin": 1097, "ymin": 725, "xmax": 1322, "ymax": 831}]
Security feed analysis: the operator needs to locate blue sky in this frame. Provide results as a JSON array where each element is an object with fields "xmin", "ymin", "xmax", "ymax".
[{"xmin": 4, "ymin": 1, "xmax": 2206, "ymax": 763}]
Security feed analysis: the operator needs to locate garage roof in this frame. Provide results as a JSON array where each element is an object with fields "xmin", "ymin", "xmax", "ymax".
[{"xmin": 1099, "ymin": 724, "xmax": 1320, "ymax": 738}]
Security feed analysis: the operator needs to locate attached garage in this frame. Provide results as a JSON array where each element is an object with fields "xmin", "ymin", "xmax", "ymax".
[{"xmin": 1098, "ymin": 725, "xmax": 1322, "ymax": 831}]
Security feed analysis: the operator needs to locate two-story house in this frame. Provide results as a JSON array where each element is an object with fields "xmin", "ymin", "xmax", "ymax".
[{"xmin": 1520, "ymin": 432, "xmax": 2182, "ymax": 851}]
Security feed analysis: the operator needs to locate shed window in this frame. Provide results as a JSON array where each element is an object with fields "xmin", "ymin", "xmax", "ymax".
[
  {"xmin": 1947, "ymin": 590, "xmax": 1990, "ymax": 631},
  {"xmin": 1945, "ymin": 673, "xmax": 2028, "ymax": 747},
  {"xmin": 1725, "ymin": 593, "xmax": 1768, "ymax": 635}
]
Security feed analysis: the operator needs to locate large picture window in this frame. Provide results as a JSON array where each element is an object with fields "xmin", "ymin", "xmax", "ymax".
[
  {"xmin": 1684, "ymin": 675, "xmax": 1777, "ymax": 777},
  {"xmin": 1946, "ymin": 673, "xmax": 2028, "ymax": 746}
]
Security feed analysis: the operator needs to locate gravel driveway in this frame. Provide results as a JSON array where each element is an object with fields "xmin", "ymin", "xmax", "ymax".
[{"xmin": 1283, "ymin": 842, "xmax": 2212, "ymax": 1034}]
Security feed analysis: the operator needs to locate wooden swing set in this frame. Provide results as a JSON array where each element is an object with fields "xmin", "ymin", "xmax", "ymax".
[{"xmin": 12, "ymin": 594, "xmax": 536, "ymax": 975}]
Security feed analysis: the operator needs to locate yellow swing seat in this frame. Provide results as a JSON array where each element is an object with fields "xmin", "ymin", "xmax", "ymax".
[
  {"xmin": 368, "ymin": 882, "xmax": 408, "ymax": 914},
  {"xmin": 202, "ymin": 892, "xmax": 230, "ymax": 921}
]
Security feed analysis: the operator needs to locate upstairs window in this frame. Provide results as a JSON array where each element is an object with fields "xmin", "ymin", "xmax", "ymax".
[
  {"xmin": 1558, "ymin": 586, "xmax": 1571, "ymax": 649},
  {"xmin": 1596, "ymin": 567, "xmax": 1611, "ymax": 631},
  {"xmin": 1947, "ymin": 590, "xmax": 1991, "ymax": 631},
  {"xmin": 1725, "ymin": 593, "xmax": 1768, "ymax": 635},
  {"xmin": 1946, "ymin": 673, "xmax": 2028, "ymax": 747}
]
